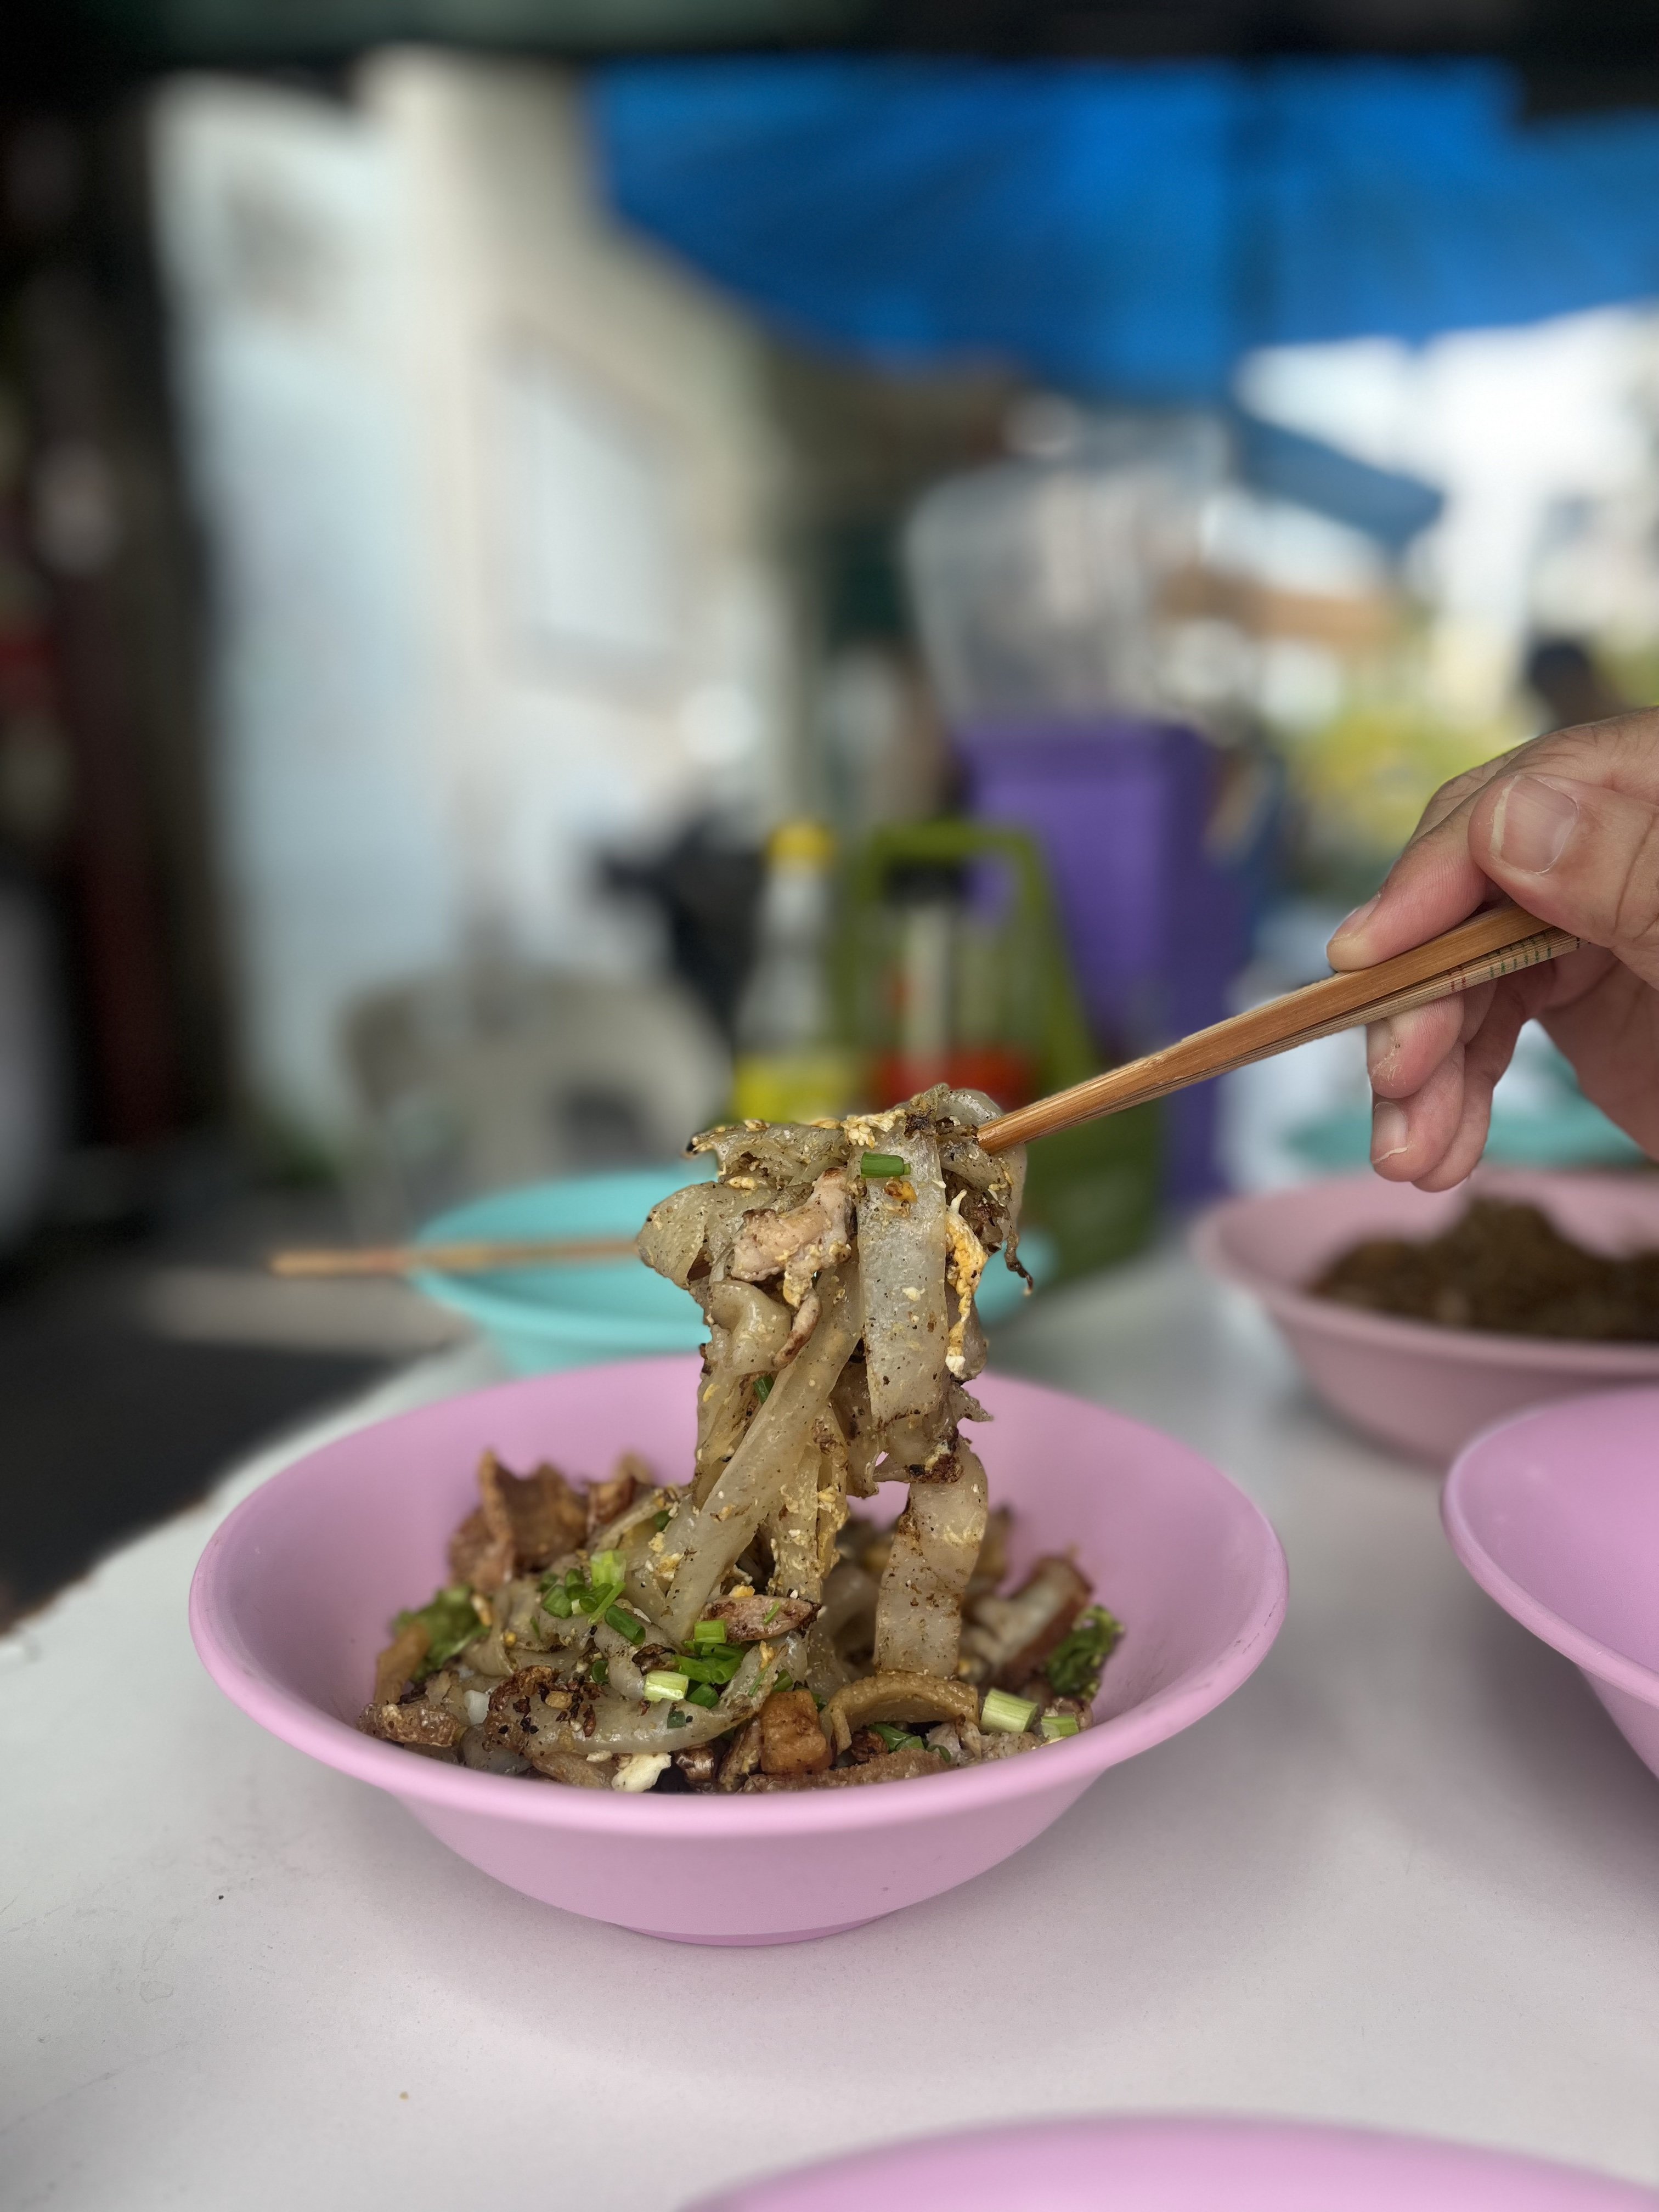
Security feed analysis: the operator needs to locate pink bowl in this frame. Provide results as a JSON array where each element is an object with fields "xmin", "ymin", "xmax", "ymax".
[
  {"xmin": 189, "ymin": 1357, "xmax": 1286, "ymax": 1946},
  {"xmin": 684, "ymin": 2115, "xmax": 1658, "ymax": 2211},
  {"xmin": 1443, "ymin": 1386, "xmax": 1659, "ymax": 1785},
  {"xmin": 1193, "ymin": 1169, "xmax": 1659, "ymax": 1466}
]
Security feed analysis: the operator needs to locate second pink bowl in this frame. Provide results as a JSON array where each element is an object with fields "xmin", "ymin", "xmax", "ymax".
[
  {"xmin": 1444, "ymin": 1385, "xmax": 1659, "ymax": 1786},
  {"xmin": 1194, "ymin": 1169, "xmax": 1659, "ymax": 1466},
  {"xmin": 190, "ymin": 1357, "xmax": 1286, "ymax": 1946}
]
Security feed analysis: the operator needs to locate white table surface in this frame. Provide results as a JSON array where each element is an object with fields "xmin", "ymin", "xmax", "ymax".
[{"xmin": 7, "ymin": 1248, "xmax": 1659, "ymax": 2211}]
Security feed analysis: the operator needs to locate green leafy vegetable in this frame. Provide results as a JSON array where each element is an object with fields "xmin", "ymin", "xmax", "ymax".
[
  {"xmin": 652, "ymin": 1509, "xmax": 673, "ymax": 1532},
  {"xmin": 1043, "ymin": 1606, "xmax": 1123, "ymax": 1701},
  {"xmin": 860, "ymin": 1152, "xmax": 907, "ymax": 1178},
  {"xmin": 753, "ymin": 1374, "xmax": 774, "ymax": 1404},
  {"xmin": 666, "ymin": 1709, "xmax": 693, "ymax": 1730},
  {"xmin": 393, "ymin": 1585, "xmax": 483, "ymax": 1678}
]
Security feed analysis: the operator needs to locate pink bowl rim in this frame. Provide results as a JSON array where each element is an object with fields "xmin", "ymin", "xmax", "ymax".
[
  {"xmin": 189, "ymin": 1361, "xmax": 1288, "ymax": 1842},
  {"xmin": 1441, "ymin": 1384, "xmax": 1659, "ymax": 1709},
  {"xmin": 684, "ymin": 2112, "xmax": 1659, "ymax": 2210},
  {"xmin": 1192, "ymin": 1175, "xmax": 1659, "ymax": 1379}
]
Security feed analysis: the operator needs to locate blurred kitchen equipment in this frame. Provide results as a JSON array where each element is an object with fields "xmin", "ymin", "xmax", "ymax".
[
  {"xmin": 342, "ymin": 963, "xmax": 729, "ymax": 1229},
  {"xmin": 730, "ymin": 817, "xmax": 858, "ymax": 1124},
  {"xmin": 903, "ymin": 421, "xmax": 1253, "ymax": 1202},
  {"xmin": 843, "ymin": 817, "xmax": 1158, "ymax": 1283}
]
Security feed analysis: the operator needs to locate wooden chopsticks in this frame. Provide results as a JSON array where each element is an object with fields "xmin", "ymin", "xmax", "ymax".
[
  {"xmin": 270, "ymin": 1236, "xmax": 638, "ymax": 1278},
  {"xmin": 270, "ymin": 902, "xmax": 1578, "ymax": 1273},
  {"xmin": 975, "ymin": 901, "xmax": 1579, "ymax": 1155}
]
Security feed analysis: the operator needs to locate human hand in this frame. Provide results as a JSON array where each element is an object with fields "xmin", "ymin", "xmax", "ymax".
[{"xmin": 1325, "ymin": 710, "xmax": 1659, "ymax": 1188}]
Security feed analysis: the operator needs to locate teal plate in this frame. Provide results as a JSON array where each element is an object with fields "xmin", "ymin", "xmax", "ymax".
[{"xmin": 414, "ymin": 1164, "xmax": 1052, "ymax": 1374}]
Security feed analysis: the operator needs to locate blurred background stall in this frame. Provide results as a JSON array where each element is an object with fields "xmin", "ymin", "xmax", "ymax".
[{"xmin": 7, "ymin": 0, "xmax": 1659, "ymax": 1615}]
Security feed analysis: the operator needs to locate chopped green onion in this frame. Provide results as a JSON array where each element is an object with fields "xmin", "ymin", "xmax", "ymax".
[
  {"xmin": 685, "ymin": 1683, "xmax": 720, "ymax": 1709},
  {"xmin": 666, "ymin": 1709, "xmax": 693, "ymax": 1730},
  {"xmin": 981, "ymin": 1688, "xmax": 1039, "ymax": 1736},
  {"xmin": 871, "ymin": 1723, "xmax": 925, "ymax": 1753},
  {"xmin": 542, "ymin": 1588, "xmax": 574, "ymax": 1620},
  {"xmin": 590, "ymin": 1549, "xmax": 623, "ymax": 1584},
  {"xmin": 676, "ymin": 1647, "xmax": 742, "ymax": 1685},
  {"xmin": 753, "ymin": 1374, "xmax": 774, "ymax": 1403},
  {"xmin": 691, "ymin": 1618, "xmax": 726, "ymax": 1650},
  {"xmin": 773, "ymin": 1673, "xmax": 793, "ymax": 1695},
  {"xmin": 644, "ymin": 1670, "xmax": 690, "ymax": 1703},
  {"xmin": 652, "ymin": 1509, "xmax": 672, "ymax": 1532},
  {"xmin": 605, "ymin": 1604, "xmax": 646, "ymax": 1645},
  {"xmin": 393, "ymin": 1585, "xmax": 485, "ymax": 1677},
  {"xmin": 1041, "ymin": 1713, "xmax": 1080, "ymax": 1741},
  {"xmin": 589, "ymin": 1657, "xmax": 609, "ymax": 1686},
  {"xmin": 860, "ymin": 1151, "xmax": 907, "ymax": 1178},
  {"xmin": 761, "ymin": 1600, "xmax": 782, "ymax": 1626}
]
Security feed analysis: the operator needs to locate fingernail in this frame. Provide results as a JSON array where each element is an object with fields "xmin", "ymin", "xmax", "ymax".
[
  {"xmin": 1331, "ymin": 894, "xmax": 1380, "ymax": 945},
  {"xmin": 1370, "ymin": 1099, "xmax": 1409, "ymax": 1164},
  {"xmin": 1491, "ymin": 774, "xmax": 1578, "ymax": 874},
  {"xmin": 1366, "ymin": 1017, "xmax": 1402, "ymax": 1079}
]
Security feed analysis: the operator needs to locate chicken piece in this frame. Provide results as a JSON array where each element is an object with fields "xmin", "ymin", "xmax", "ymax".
[
  {"xmin": 448, "ymin": 1451, "xmax": 589, "ymax": 1592},
  {"xmin": 757, "ymin": 1688, "xmax": 832, "ymax": 1776},
  {"xmin": 706, "ymin": 1592, "xmax": 818, "ymax": 1642},
  {"xmin": 585, "ymin": 1455, "xmax": 645, "ymax": 1539},
  {"xmin": 715, "ymin": 1716, "xmax": 765, "ymax": 1792},
  {"xmin": 357, "ymin": 1701, "xmax": 465, "ymax": 1759},
  {"xmin": 673, "ymin": 1745, "xmax": 721, "ymax": 1791},
  {"xmin": 962, "ymin": 1556, "xmax": 1091, "ymax": 1687},
  {"xmin": 730, "ymin": 1166, "xmax": 854, "ymax": 1323},
  {"xmin": 372, "ymin": 1618, "xmax": 429, "ymax": 1705}
]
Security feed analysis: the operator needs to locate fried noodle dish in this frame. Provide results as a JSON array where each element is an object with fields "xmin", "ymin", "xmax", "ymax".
[{"xmin": 358, "ymin": 1088, "xmax": 1122, "ymax": 1795}]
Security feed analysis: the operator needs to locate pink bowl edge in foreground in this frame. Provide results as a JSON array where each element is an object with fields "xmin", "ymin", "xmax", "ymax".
[
  {"xmin": 1441, "ymin": 1384, "xmax": 1659, "ymax": 1714},
  {"xmin": 683, "ymin": 2113, "xmax": 1659, "ymax": 2212}
]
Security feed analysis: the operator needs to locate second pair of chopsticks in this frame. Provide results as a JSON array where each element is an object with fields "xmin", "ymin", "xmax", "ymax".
[{"xmin": 974, "ymin": 899, "xmax": 1578, "ymax": 1155}]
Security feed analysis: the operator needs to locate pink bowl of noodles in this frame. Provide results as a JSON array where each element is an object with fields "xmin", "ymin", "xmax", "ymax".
[{"xmin": 190, "ymin": 1356, "xmax": 1286, "ymax": 1945}]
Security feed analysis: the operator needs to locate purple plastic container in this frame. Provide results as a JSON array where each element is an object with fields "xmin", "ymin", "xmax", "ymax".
[{"xmin": 958, "ymin": 718, "xmax": 1249, "ymax": 1201}]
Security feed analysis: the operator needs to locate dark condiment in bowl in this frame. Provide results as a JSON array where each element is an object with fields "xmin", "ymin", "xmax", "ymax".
[{"xmin": 1311, "ymin": 1197, "xmax": 1659, "ymax": 1342}]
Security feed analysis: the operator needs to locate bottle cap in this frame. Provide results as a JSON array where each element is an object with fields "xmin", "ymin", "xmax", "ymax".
[{"xmin": 768, "ymin": 818, "xmax": 836, "ymax": 868}]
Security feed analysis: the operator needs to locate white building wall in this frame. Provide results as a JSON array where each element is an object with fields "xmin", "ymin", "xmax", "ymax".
[{"xmin": 152, "ymin": 57, "xmax": 794, "ymax": 1147}]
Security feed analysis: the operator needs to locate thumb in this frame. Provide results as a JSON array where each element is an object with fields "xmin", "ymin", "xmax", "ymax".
[{"xmin": 1471, "ymin": 769, "xmax": 1659, "ymax": 985}]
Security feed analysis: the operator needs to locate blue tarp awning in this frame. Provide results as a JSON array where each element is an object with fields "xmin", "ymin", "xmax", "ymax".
[{"xmin": 594, "ymin": 59, "xmax": 1659, "ymax": 399}]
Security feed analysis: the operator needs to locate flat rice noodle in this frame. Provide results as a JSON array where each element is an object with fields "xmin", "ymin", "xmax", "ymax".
[
  {"xmin": 693, "ymin": 1282, "xmax": 794, "ymax": 1504},
  {"xmin": 829, "ymin": 1361, "xmax": 882, "ymax": 1497},
  {"xmin": 707, "ymin": 1280, "xmax": 792, "ymax": 1373},
  {"xmin": 549, "ymin": 1643, "xmax": 782, "ymax": 1758},
  {"xmin": 690, "ymin": 1120, "xmax": 849, "ymax": 1195},
  {"xmin": 872, "ymin": 1442, "xmax": 989, "ymax": 1678},
  {"xmin": 820, "ymin": 1668, "xmax": 979, "ymax": 1747},
  {"xmin": 652, "ymin": 1263, "xmax": 861, "ymax": 1644},
  {"xmin": 765, "ymin": 1436, "xmax": 821, "ymax": 1601},
  {"xmin": 851, "ymin": 1118, "xmax": 951, "ymax": 1471},
  {"xmin": 636, "ymin": 1182, "xmax": 772, "ymax": 1302}
]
